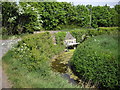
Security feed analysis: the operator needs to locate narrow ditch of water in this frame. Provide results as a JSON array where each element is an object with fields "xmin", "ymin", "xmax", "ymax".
[
  {"xmin": 51, "ymin": 51, "xmax": 80, "ymax": 86},
  {"xmin": 51, "ymin": 50, "xmax": 96, "ymax": 88}
]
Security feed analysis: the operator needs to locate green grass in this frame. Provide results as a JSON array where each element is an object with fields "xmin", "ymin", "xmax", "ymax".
[
  {"xmin": 61, "ymin": 27, "xmax": 95, "ymax": 32},
  {"xmin": 2, "ymin": 32, "xmax": 79, "ymax": 88},
  {"xmin": 1, "ymin": 33, "xmax": 31, "ymax": 40},
  {"xmin": 60, "ymin": 25, "xmax": 82, "ymax": 31},
  {"xmin": 3, "ymin": 53, "xmax": 76, "ymax": 88},
  {"xmin": 2, "ymin": 27, "xmax": 118, "ymax": 88},
  {"xmin": 71, "ymin": 34, "xmax": 119, "ymax": 88}
]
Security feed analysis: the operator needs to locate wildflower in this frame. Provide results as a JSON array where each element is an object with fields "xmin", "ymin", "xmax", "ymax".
[
  {"xmin": 2, "ymin": 43, "xmax": 5, "ymax": 45},
  {"xmin": 94, "ymin": 39, "xmax": 96, "ymax": 41}
]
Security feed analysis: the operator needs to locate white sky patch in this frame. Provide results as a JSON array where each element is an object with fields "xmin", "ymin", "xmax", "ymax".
[
  {"xmin": 57, "ymin": 0, "xmax": 119, "ymax": 2},
  {"xmin": 74, "ymin": 2, "xmax": 118, "ymax": 7},
  {"xmin": 17, "ymin": 0, "xmax": 20, "ymax": 4},
  {"xmin": 57, "ymin": 0, "xmax": 119, "ymax": 8},
  {"xmin": 16, "ymin": 0, "xmax": 119, "ymax": 7}
]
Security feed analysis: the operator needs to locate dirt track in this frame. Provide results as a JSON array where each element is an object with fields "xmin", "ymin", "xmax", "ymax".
[
  {"xmin": 0, "ymin": 39, "xmax": 21, "ymax": 89},
  {"xmin": 0, "ymin": 31, "xmax": 59, "ymax": 89}
]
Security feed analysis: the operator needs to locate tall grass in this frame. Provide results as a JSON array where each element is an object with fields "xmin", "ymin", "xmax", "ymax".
[{"xmin": 2, "ymin": 32, "xmax": 79, "ymax": 88}]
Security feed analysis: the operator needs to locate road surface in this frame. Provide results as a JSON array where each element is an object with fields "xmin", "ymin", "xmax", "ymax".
[{"xmin": 0, "ymin": 39, "xmax": 21, "ymax": 89}]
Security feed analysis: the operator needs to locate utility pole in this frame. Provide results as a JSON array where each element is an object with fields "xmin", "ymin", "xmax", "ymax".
[
  {"xmin": 90, "ymin": 8, "xmax": 92, "ymax": 28},
  {"xmin": 86, "ymin": 7, "xmax": 92, "ymax": 28}
]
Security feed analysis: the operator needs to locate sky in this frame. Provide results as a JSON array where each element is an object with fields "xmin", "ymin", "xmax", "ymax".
[
  {"xmin": 16, "ymin": 0, "xmax": 120, "ymax": 8},
  {"xmin": 57, "ymin": 0, "xmax": 120, "ymax": 8}
]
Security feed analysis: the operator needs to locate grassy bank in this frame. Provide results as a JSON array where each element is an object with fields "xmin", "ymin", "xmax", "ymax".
[
  {"xmin": 2, "ymin": 32, "xmax": 79, "ymax": 88},
  {"xmin": 2, "ymin": 27, "xmax": 118, "ymax": 88},
  {"xmin": 71, "ymin": 34, "xmax": 119, "ymax": 89}
]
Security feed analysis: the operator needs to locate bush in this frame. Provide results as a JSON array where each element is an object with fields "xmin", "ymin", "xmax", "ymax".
[
  {"xmin": 2, "ymin": 27, "xmax": 8, "ymax": 35},
  {"xmin": 55, "ymin": 31, "xmax": 66, "ymax": 45},
  {"xmin": 70, "ymin": 29, "xmax": 89, "ymax": 43},
  {"xmin": 71, "ymin": 34, "xmax": 119, "ymax": 88},
  {"xmin": 12, "ymin": 32, "xmax": 64, "ymax": 71},
  {"xmin": 69, "ymin": 27, "xmax": 118, "ymax": 43}
]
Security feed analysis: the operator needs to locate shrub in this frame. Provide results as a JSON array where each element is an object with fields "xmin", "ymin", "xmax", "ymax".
[
  {"xmin": 2, "ymin": 27, "xmax": 8, "ymax": 35},
  {"xmin": 55, "ymin": 31, "xmax": 66, "ymax": 45},
  {"xmin": 70, "ymin": 29, "xmax": 99, "ymax": 43},
  {"xmin": 12, "ymin": 32, "xmax": 64, "ymax": 71},
  {"xmin": 69, "ymin": 27, "xmax": 118, "ymax": 43},
  {"xmin": 70, "ymin": 29, "xmax": 89, "ymax": 43},
  {"xmin": 71, "ymin": 34, "xmax": 119, "ymax": 89}
]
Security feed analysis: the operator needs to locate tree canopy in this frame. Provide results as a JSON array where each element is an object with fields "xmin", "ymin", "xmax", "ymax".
[{"xmin": 2, "ymin": 2, "xmax": 119, "ymax": 35}]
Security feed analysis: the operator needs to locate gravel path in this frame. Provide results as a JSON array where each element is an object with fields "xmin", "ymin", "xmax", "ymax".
[{"xmin": 0, "ymin": 39, "xmax": 21, "ymax": 89}]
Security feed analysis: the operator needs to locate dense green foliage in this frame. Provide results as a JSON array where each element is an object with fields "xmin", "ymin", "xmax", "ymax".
[
  {"xmin": 2, "ymin": 2, "xmax": 119, "ymax": 36},
  {"xmin": 2, "ymin": 2, "xmax": 43, "ymax": 35},
  {"xmin": 71, "ymin": 34, "xmax": 119, "ymax": 88},
  {"xmin": 55, "ymin": 28, "xmax": 97, "ymax": 44},
  {"xmin": 92, "ymin": 5, "xmax": 118, "ymax": 27},
  {"xmin": 2, "ymin": 32, "xmax": 79, "ymax": 88},
  {"xmin": 55, "ymin": 31, "xmax": 66, "ymax": 45},
  {"xmin": 70, "ymin": 29, "xmax": 89, "ymax": 43},
  {"xmin": 12, "ymin": 32, "xmax": 64, "ymax": 71},
  {"xmin": 1, "ymin": 0, "xmax": 56, "ymax": 1},
  {"xmin": 70, "ymin": 27, "xmax": 118, "ymax": 42},
  {"xmin": 115, "ymin": 5, "xmax": 120, "ymax": 27},
  {"xmin": 55, "ymin": 27, "xmax": 118, "ymax": 44}
]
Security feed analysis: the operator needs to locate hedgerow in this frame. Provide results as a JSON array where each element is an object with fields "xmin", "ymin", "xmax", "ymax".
[
  {"xmin": 98, "ymin": 27, "xmax": 118, "ymax": 35},
  {"xmin": 54, "ymin": 27, "xmax": 118, "ymax": 46},
  {"xmin": 71, "ymin": 34, "xmax": 119, "ymax": 88},
  {"xmin": 70, "ymin": 27, "xmax": 118, "ymax": 43}
]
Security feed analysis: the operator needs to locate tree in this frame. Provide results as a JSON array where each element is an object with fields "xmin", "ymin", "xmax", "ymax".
[
  {"xmin": 2, "ymin": 2, "xmax": 18, "ymax": 35},
  {"xmin": 115, "ymin": 5, "xmax": 120, "ymax": 26}
]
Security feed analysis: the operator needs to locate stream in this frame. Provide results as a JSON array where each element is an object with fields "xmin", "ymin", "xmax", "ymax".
[
  {"xmin": 51, "ymin": 50, "xmax": 96, "ymax": 88},
  {"xmin": 51, "ymin": 50, "xmax": 80, "ymax": 86}
]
